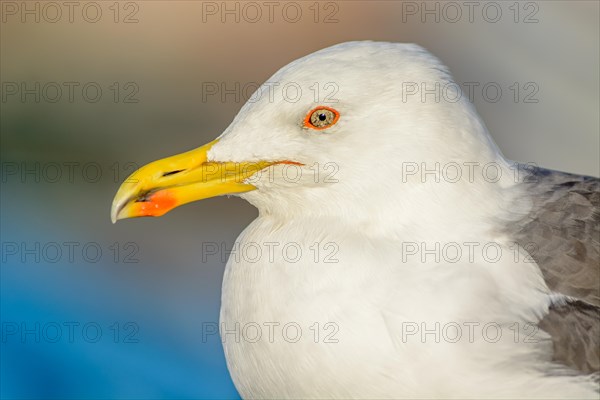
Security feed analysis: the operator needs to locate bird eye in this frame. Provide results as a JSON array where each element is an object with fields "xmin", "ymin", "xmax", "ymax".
[{"xmin": 304, "ymin": 106, "xmax": 340, "ymax": 130}]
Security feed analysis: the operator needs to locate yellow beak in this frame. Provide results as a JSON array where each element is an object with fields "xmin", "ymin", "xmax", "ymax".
[{"xmin": 110, "ymin": 139, "xmax": 275, "ymax": 223}]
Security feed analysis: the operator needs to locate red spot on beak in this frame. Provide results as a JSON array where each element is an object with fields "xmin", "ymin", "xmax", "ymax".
[{"xmin": 135, "ymin": 190, "xmax": 178, "ymax": 217}]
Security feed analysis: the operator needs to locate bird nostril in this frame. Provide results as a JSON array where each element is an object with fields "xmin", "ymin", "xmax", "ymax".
[{"xmin": 162, "ymin": 169, "xmax": 185, "ymax": 177}]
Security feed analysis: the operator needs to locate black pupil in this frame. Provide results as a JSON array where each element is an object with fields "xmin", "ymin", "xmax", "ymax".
[{"xmin": 318, "ymin": 113, "xmax": 327, "ymax": 121}]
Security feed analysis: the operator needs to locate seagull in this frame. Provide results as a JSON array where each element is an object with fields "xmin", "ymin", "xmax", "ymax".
[{"xmin": 111, "ymin": 41, "xmax": 599, "ymax": 399}]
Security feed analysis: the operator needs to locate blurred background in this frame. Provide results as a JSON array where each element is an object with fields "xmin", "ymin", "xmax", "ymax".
[{"xmin": 1, "ymin": 1, "xmax": 598, "ymax": 398}]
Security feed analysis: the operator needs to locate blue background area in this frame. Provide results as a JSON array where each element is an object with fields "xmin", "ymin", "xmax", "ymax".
[
  {"xmin": 1, "ymin": 1, "xmax": 598, "ymax": 398},
  {"xmin": 1, "ymin": 188, "xmax": 244, "ymax": 399}
]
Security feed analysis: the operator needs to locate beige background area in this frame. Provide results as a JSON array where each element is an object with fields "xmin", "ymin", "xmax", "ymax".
[{"xmin": 2, "ymin": 1, "xmax": 599, "ymax": 175}]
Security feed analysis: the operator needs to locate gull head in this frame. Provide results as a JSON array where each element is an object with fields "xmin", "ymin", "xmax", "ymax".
[{"xmin": 111, "ymin": 41, "xmax": 505, "ymax": 226}]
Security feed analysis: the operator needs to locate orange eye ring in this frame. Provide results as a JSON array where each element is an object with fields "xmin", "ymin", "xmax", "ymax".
[{"xmin": 303, "ymin": 106, "xmax": 340, "ymax": 130}]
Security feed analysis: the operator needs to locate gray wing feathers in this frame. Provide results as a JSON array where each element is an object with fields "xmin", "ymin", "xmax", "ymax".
[
  {"xmin": 510, "ymin": 166, "xmax": 599, "ymax": 374},
  {"xmin": 538, "ymin": 300, "xmax": 600, "ymax": 374},
  {"xmin": 513, "ymin": 167, "xmax": 599, "ymax": 305}
]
